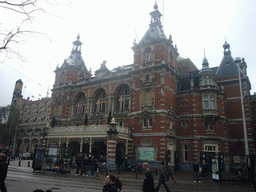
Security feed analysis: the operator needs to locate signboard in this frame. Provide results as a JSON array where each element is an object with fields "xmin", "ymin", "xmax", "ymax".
[
  {"xmin": 212, "ymin": 158, "xmax": 219, "ymax": 180},
  {"xmin": 48, "ymin": 147, "xmax": 57, "ymax": 156},
  {"xmin": 138, "ymin": 147, "xmax": 154, "ymax": 161}
]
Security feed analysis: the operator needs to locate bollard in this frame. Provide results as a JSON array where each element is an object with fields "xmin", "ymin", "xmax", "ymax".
[
  {"xmin": 18, "ymin": 160, "xmax": 21, "ymax": 166},
  {"xmin": 135, "ymin": 169, "xmax": 138, "ymax": 179},
  {"xmin": 28, "ymin": 161, "xmax": 30, "ymax": 167},
  {"xmin": 7, "ymin": 159, "xmax": 10, "ymax": 165}
]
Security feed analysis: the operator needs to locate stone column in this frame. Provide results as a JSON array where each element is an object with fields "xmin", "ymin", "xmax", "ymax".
[
  {"xmin": 80, "ymin": 137, "xmax": 83, "ymax": 152},
  {"xmin": 89, "ymin": 137, "xmax": 92, "ymax": 157},
  {"xmin": 66, "ymin": 138, "xmax": 69, "ymax": 148},
  {"xmin": 125, "ymin": 139, "xmax": 128, "ymax": 166},
  {"xmin": 107, "ymin": 118, "xmax": 118, "ymax": 171},
  {"xmin": 58, "ymin": 138, "xmax": 61, "ymax": 147},
  {"xmin": 107, "ymin": 137, "xmax": 117, "ymax": 171}
]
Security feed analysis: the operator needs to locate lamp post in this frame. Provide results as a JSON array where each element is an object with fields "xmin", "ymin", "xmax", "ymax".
[{"xmin": 235, "ymin": 57, "xmax": 249, "ymax": 156}]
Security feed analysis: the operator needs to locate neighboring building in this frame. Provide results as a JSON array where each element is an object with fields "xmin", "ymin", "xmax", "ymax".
[{"xmin": 10, "ymin": 3, "xmax": 255, "ymax": 170}]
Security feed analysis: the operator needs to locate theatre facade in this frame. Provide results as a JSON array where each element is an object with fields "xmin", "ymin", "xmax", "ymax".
[{"xmin": 11, "ymin": 3, "xmax": 255, "ymax": 170}]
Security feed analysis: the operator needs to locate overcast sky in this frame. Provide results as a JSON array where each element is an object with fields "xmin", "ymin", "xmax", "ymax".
[{"xmin": 0, "ymin": 0, "xmax": 256, "ymax": 107}]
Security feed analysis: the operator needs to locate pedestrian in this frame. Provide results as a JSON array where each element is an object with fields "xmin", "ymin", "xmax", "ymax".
[
  {"xmin": 155, "ymin": 161, "xmax": 171, "ymax": 192},
  {"xmin": 75, "ymin": 154, "xmax": 83, "ymax": 176},
  {"xmin": 82, "ymin": 155, "xmax": 90, "ymax": 177},
  {"xmin": 0, "ymin": 153, "xmax": 8, "ymax": 192},
  {"xmin": 41, "ymin": 155, "xmax": 46, "ymax": 172},
  {"xmin": 72, "ymin": 155, "xmax": 76, "ymax": 169},
  {"xmin": 167, "ymin": 161, "xmax": 176, "ymax": 183},
  {"xmin": 95, "ymin": 158, "xmax": 99, "ymax": 177},
  {"xmin": 250, "ymin": 166, "xmax": 256, "ymax": 191},
  {"xmin": 90, "ymin": 156, "xmax": 96, "ymax": 177},
  {"xmin": 102, "ymin": 174, "xmax": 122, "ymax": 192},
  {"xmin": 142, "ymin": 162, "xmax": 155, "ymax": 192},
  {"xmin": 193, "ymin": 161, "xmax": 201, "ymax": 183}
]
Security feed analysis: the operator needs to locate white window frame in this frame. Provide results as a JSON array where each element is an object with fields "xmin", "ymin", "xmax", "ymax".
[
  {"xmin": 204, "ymin": 144, "xmax": 218, "ymax": 152},
  {"xmin": 203, "ymin": 94, "xmax": 215, "ymax": 109}
]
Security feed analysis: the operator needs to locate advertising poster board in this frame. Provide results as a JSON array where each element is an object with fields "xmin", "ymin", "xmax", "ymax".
[{"xmin": 138, "ymin": 147, "xmax": 154, "ymax": 160}]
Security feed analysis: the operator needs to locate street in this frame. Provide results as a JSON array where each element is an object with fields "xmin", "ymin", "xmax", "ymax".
[{"xmin": 5, "ymin": 161, "xmax": 255, "ymax": 192}]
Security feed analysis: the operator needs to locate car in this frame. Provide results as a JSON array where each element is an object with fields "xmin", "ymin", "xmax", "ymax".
[{"xmin": 20, "ymin": 152, "xmax": 31, "ymax": 160}]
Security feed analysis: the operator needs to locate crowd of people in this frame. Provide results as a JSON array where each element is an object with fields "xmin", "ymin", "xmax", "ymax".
[{"xmin": 72, "ymin": 154, "xmax": 105, "ymax": 177}]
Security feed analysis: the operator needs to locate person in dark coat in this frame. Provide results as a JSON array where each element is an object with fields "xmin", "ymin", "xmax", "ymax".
[
  {"xmin": 155, "ymin": 161, "xmax": 171, "ymax": 192},
  {"xmin": 193, "ymin": 161, "xmax": 201, "ymax": 183},
  {"xmin": 142, "ymin": 162, "xmax": 155, "ymax": 192},
  {"xmin": 0, "ymin": 153, "xmax": 8, "ymax": 192},
  {"xmin": 90, "ymin": 156, "xmax": 96, "ymax": 177},
  {"xmin": 167, "ymin": 161, "xmax": 176, "ymax": 183},
  {"xmin": 102, "ymin": 174, "xmax": 122, "ymax": 192}
]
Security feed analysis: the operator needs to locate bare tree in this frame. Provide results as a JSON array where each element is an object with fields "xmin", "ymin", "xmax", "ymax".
[{"xmin": 0, "ymin": 0, "xmax": 46, "ymax": 56}]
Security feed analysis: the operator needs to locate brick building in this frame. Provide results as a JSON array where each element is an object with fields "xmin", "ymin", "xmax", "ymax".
[{"xmin": 10, "ymin": 2, "xmax": 255, "ymax": 170}]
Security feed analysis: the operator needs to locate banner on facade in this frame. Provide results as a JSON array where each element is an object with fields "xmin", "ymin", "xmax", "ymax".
[{"xmin": 138, "ymin": 147, "xmax": 154, "ymax": 160}]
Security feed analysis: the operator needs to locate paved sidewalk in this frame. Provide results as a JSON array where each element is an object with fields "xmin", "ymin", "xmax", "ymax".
[{"xmin": 7, "ymin": 159, "xmax": 252, "ymax": 188}]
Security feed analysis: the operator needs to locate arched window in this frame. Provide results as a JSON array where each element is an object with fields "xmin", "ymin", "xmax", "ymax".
[
  {"xmin": 144, "ymin": 47, "xmax": 152, "ymax": 63},
  {"xmin": 118, "ymin": 88, "xmax": 130, "ymax": 111},
  {"xmin": 95, "ymin": 89, "xmax": 106, "ymax": 113},
  {"xmin": 146, "ymin": 51, "xmax": 151, "ymax": 62},
  {"xmin": 74, "ymin": 93, "xmax": 86, "ymax": 115}
]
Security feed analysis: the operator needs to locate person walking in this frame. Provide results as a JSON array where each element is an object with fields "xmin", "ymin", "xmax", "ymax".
[
  {"xmin": 142, "ymin": 162, "xmax": 155, "ymax": 192},
  {"xmin": 102, "ymin": 174, "xmax": 122, "ymax": 192},
  {"xmin": 167, "ymin": 161, "xmax": 176, "ymax": 183},
  {"xmin": 193, "ymin": 161, "xmax": 201, "ymax": 183},
  {"xmin": 155, "ymin": 161, "xmax": 171, "ymax": 192},
  {"xmin": 0, "ymin": 153, "xmax": 8, "ymax": 192},
  {"xmin": 90, "ymin": 156, "xmax": 96, "ymax": 177}
]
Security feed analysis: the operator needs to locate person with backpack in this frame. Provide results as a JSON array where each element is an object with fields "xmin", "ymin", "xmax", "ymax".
[{"xmin": 102, "ymin": 174, "xmax": 122, "ymax": 192}]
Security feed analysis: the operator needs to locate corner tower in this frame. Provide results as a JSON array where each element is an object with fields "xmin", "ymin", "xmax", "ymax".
[{"xmin": 132, "ymin": 2, "xmax": 179, "ymax": 70}]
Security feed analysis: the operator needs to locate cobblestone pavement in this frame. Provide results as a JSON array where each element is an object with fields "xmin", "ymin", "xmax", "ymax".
[{"xmin": 6, "ymin": 160, "xmax": 255, "ymax": 192}]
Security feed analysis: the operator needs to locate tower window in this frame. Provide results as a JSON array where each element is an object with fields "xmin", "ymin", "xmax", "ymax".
[{"xmin": 203, "ymin": 95, "xmax": 215, "ymax": 109}]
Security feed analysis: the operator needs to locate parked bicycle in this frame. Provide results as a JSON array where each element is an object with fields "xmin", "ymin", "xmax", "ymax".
[{"xmin": 99, "ymin": 162, "xmax": 108, "ymax": 174}]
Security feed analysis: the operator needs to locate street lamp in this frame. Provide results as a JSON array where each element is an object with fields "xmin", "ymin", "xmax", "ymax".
[{"xmin": 234, "ymin": 57, "xmax": 249, "ymax": 156}]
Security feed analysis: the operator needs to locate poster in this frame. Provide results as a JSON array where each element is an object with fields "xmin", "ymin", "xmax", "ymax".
[
  {"xmin": 212, "ymin": 158, "xmax": 219, "ymax": 180},
  {"xmin": 48, "ymin": 147, "xmax": 57, "ymax": 156},
  {"xmin": 138, "ymin": 147, "xmax": 154, "ymax": 160}
]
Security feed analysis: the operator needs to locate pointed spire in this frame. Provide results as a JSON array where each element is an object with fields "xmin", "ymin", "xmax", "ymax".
[
  {"xmin": 202, "ymin": 49, "xmax": 209, "ymax": 67},
  {"xmin": 149, "ymin": 2, "xmax": 162, "ymax": 28},
  {"xmin": 154, "ymin": 1, "xmax": 158, "ymax": 10},
  {"xmin": 223, "ymin": 40, "xmax": 231, "ymax": 55}
]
